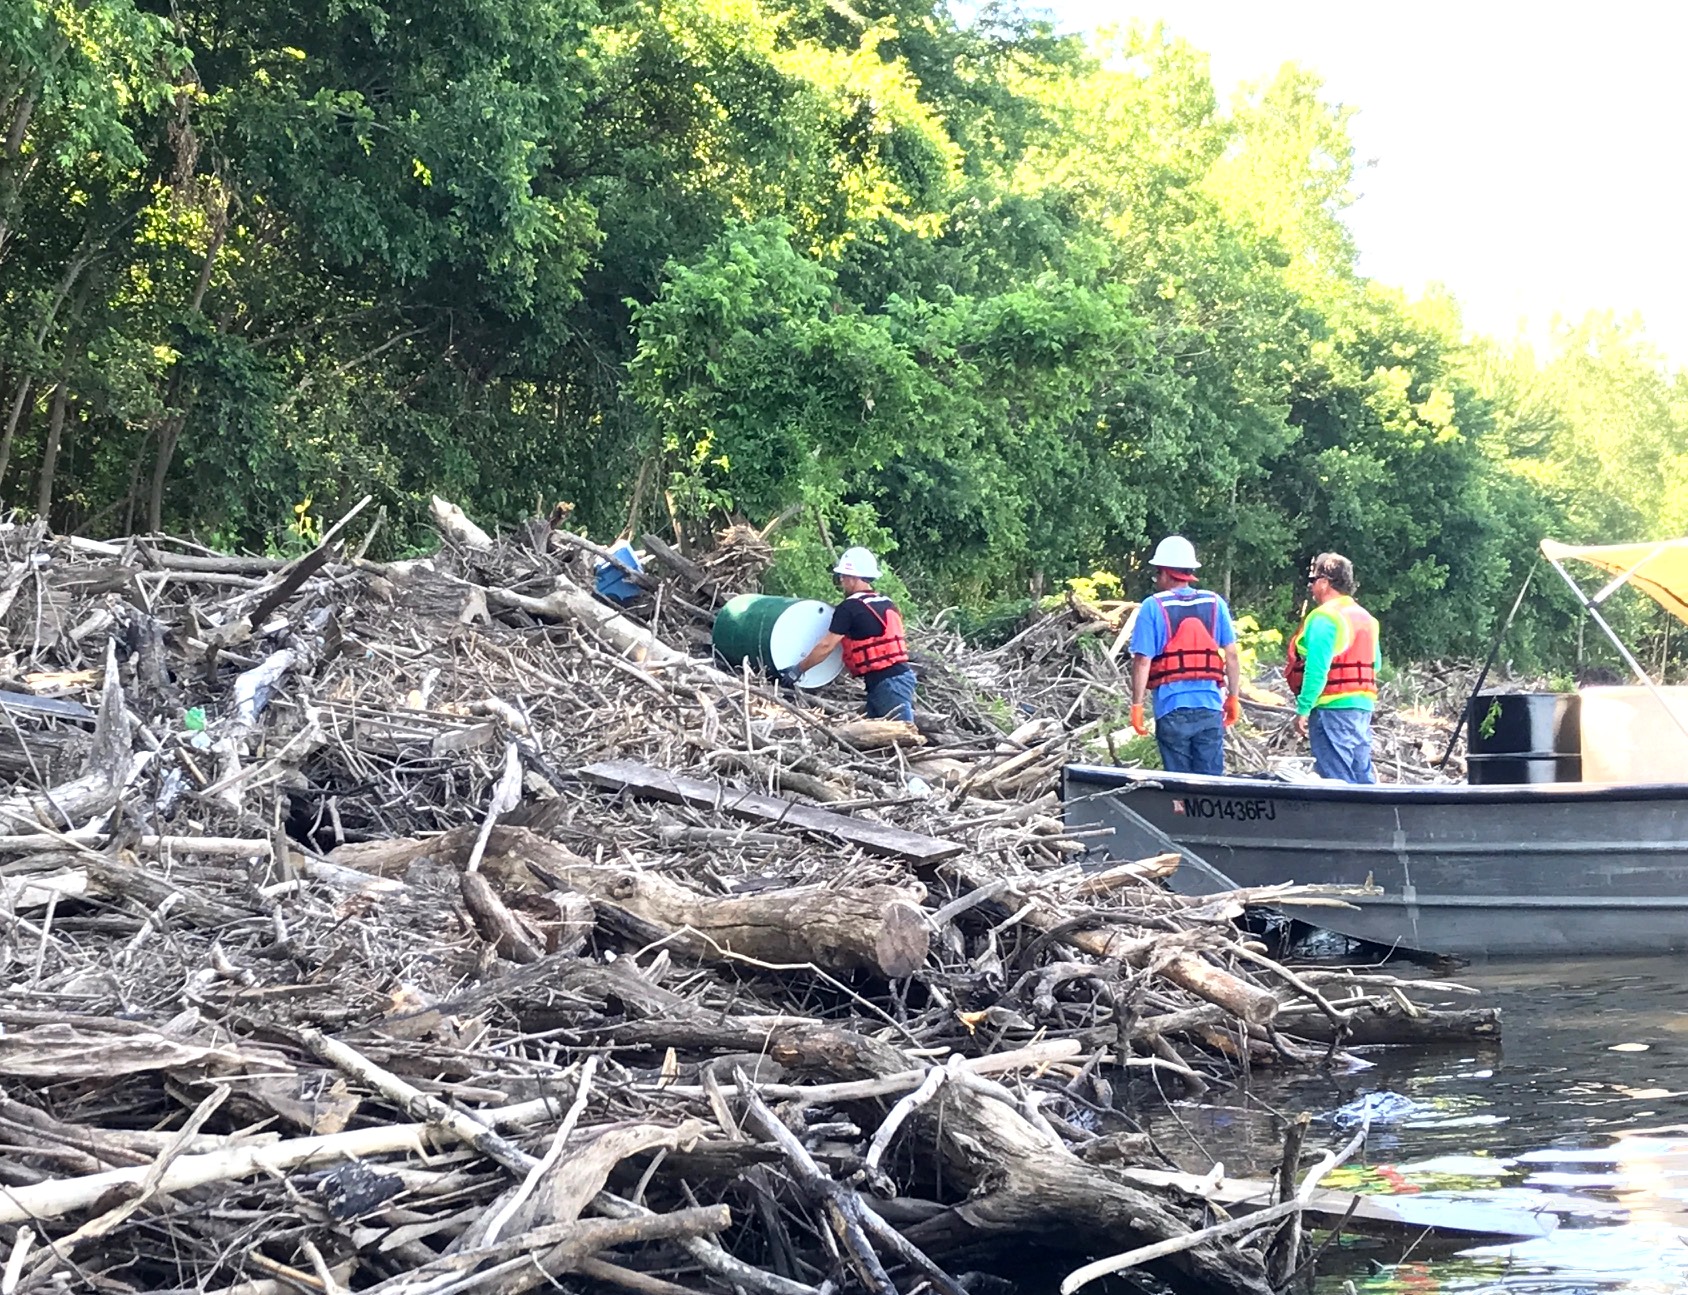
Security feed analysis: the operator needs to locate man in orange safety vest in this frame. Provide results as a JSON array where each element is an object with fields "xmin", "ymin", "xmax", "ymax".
[
  {"xmin": 789, "ymin": 546, "xmax": 917, "ymax": 722},
  {"xmin": 1128, "ymin": 535, "xmax": 1243, "ymax": 775},
  {"xmin": 1287, "ymin": 552, "xmax": 1381, "ymax": 783}
]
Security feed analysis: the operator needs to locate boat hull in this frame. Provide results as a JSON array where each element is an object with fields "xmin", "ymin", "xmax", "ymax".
[{"xmin": 1061, "ymin": 765, "xmax": 1688, "ymax": 956}]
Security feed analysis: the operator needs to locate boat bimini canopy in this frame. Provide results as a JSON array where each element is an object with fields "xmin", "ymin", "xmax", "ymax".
[
  {"xmin": 1438, "ymin": 538, "xmax": 1688, "ymax": 770},
  {"xmin": 1540, "ymin": 538, "xmax": 1688, "ymax": 745},
  {"xmin": 1541, "ymin": 537, "xmax": 1688, "ymax": 626}
]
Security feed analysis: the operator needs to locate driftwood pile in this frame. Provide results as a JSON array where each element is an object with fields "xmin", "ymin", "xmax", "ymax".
[{"xmin": 0, "ymin": 506, "xmax": 1496, "ymax": 1295}]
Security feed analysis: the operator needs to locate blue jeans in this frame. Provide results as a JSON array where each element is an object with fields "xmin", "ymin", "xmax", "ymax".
[
  {"xmin": 866, "ymin": 670, "xmax": 916, "ymax": 722},
  {"xmin": 1310, "ymin": 707, "xmax": 1376, "ymax": 783},
  {"xmin": 1155, "ymin": 706, "xmax": 1224, "ymax": 776}
]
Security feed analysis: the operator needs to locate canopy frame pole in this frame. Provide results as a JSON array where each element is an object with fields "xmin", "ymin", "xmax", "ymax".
[
  {"xmin": 1437, "ymin": 559, "xmax": 1537, "ymax": 770},
  {"xmin": 1591, "ymin": 541, "xmax": 1672, "ymax": 606},
  {"xmin": 1545, "ymin": 552, "xmax": 1688, "ymax": 746}
]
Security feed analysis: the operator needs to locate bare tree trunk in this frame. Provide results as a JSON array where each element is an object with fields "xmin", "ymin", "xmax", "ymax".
[
  {"xmin": 35, "ymin": 380, "xmax": 67, "ymax": 520},
  {"xmin": 120, "ymin": 429, "xmax": 150, "ymax": 535},
  {"xmin": 0, "ymin": 242, "xmax": 96, "ymax": 485},
  {"xmin": 0, "ymin": 377, "xmax": 32, "ymax": 494},
  {"xmin": 0, "ymin": 87, "xmax": 39, "ymax": 260},
  {"xmin": 147, "ymin": 197, "xmax": 227, "ymax": 533},
  {"xmin": 147, "ymin": 404, "xmax": 185, "ymax": 535}
]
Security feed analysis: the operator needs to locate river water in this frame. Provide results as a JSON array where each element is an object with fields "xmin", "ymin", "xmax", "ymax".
[{"xmin": 1135, "ymin": 954, "xmax": 1688, "ymax": 1294}]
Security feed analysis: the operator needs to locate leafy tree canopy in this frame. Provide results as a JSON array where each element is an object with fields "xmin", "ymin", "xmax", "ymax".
[{"xmin": 1, "ymin": 1, "xmax": 1681, "ymax": 669}]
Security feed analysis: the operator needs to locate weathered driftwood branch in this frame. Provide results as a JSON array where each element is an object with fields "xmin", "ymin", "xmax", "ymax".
[
  {"xmin": 945, "ymin": 855, "xmax": 1279, "ymax": 1025},
  {"xmin": 0, "ymin": 1123, "xmax": 434, "ymax": 1225},
  {"xmin": 1061, "ymin": 1199, "xmax": 1302, "ymax": 1293},
  {"xmin": 480, "ymin": 575, "xmax": 692, "ymax": 668},
  {"xmin": 337, "ymin": 824, "xmax": 931, "ymax": 979},
  {"xmin": 759, "ymin": 1027, "xmax": 1273, "ymax": 1295},
  {"xmin": 368, "ymin": 1206, "xmax": 733, "ymax": 1295},
  {"xmin": 297, "ymin": 1029, "xmax": 537, "ymax": 1174},
  {"xmin": 740, "ymin": 1075, "xmax": 968, "ymax": 1295},
  {"xmin": 460, "ymin": 870, "xmax": 546, "ymax": 963},
  {"xmin": 429, "ymin": 495, "xmax": 494, "ymax": 549}
]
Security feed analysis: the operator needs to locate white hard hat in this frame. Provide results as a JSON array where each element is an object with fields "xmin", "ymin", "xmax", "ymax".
[
  {"xmin": 1148, "ymin": 535, "xmax": 1201, "ymax": 570},
  {"xmin": 833, "ymin": 546, "xmax": 882, "ymax": 579}
]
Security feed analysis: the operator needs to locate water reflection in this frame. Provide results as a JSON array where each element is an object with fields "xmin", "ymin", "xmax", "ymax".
[{"xmin": 1135, "ymin": 955, "xmax": 1688, "ymax": 1293}]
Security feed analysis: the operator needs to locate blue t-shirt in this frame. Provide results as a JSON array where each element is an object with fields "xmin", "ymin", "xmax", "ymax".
[{"xmin": 1129, "ymin": 587, "xmax": 1237, "ymax": 716}]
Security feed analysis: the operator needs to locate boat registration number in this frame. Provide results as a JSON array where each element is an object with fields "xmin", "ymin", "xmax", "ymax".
[{"xmin": 1172, "ymin": 796, "xmax": 1276, "ymax": 821}]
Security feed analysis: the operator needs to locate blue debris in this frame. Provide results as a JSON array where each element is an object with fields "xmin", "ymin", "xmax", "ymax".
[{"xmin": 594, "ymin": 541, "xmax": 644, "ymax": 604}]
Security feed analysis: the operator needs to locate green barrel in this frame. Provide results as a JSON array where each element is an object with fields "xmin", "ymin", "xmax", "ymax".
[{"xmin": 712, "ymin": 594, "xmax": 843, "ymax": 687}]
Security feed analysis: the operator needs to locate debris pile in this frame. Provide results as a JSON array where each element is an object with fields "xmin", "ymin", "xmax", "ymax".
[{"xmin": 0, "ymin": 508, "xmax": 1496, "ymax": 1295}]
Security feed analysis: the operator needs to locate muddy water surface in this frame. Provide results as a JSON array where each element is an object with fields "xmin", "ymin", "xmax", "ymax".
[{"xmin": 1134, "ymin": 955, "xmax": 1688, "ymax": 1293}]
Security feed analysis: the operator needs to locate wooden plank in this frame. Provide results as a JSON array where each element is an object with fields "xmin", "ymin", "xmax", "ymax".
[
  {"xmin": 578, "ymin": 759, "xmax": 963, "ymax": 864},
  {"xmin": 1113, "ymin": 1165, "xmax": 1557, "ymax": 1244},
  {"xmin": 0, "ymin": 689, "xmax": 95, "ymax": 724}
]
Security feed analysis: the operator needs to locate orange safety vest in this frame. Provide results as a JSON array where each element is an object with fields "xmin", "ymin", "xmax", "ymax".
[
  {"xmin": 840, "ymin": 593, "xmax": 909, "ymax": 677},
  {"xmin": 1286, "ymin": 597, "xmax": 1378, "ymax": 701},
  {"xmin": 1145, "ymin": 589, "xmax": 1227, "ymax": 688}
]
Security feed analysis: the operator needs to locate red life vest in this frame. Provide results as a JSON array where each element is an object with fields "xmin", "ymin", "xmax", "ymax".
[
  {"xmin": 840, "ymin": 593, "xmax": 909, "ymax": 678},
  {"xmin": 1145, "ymin": 589, "xmax": 1226, "ymax": 688},
  {"xmin": 1286, "ymin": 597, "xmax": 1378, "ymax": 701}
]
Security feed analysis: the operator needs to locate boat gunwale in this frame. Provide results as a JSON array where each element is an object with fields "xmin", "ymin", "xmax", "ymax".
[{"xmin": 1061, "ymin": 762, "xmax": 1688, "ymax": 807}]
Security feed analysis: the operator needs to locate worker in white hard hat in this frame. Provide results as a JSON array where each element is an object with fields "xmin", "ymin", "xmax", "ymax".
[
  {"xmin": 1127, "ymin": 535, "xmax": 1243, "ymax": 775},
  {"xmin": 787, "ymin": 546, "xmax": 917, "ymax": 722}
]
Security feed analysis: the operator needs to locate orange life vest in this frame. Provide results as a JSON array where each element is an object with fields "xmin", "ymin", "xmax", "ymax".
[
  {"xmin": 840, "ymin": 593, "xmax": 909, "ymax": 678},
  {"xmin": 1145, "ymin": 589, "xmax": 1226, "ymax": 688},
  {"xmin": 1286, "ymin": 597, "xmax": 1378, "ymax": 701}
]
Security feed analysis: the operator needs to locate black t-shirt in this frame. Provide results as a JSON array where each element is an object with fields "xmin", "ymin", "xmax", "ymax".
[{"xmin": 831, "ymin": 596, "xmax": 913, "ymax": 686}]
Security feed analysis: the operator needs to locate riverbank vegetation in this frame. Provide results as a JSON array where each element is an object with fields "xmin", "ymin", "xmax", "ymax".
[{"xmin": 4, "ymin": 0, "xmax": 1685, "ymax": 663}]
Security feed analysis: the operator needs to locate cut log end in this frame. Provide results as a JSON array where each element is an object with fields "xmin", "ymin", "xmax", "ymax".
[{"xmin": 874, "ymin": 902, "xmax": 932, "ymax": 979}]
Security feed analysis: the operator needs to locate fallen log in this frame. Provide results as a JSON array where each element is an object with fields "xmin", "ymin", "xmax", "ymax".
[
  {"xmin": 482, "ymin": 577, "xmax": 692, "ymax": 667},
  {"xmin": 508, "ymin": 832, "xmax": 929, "ymax": 979},
  {"xmin": 1278, "ymin": 1002, "xmax": 1503, "ymax": 1047},
  {"xmin": 833, "ymin": 718, "xmax": 927, "ymax": 750},
  {"xmin": 430, "ymin": 495, "xmax": 494, "ymax": 550},
  {"xmin": 338, "ymin": 824, "xmax": 931, "ymax": 979},
  {"xmin": 0, "ymin": 752, "xmax": 152, "ymax": 835}
]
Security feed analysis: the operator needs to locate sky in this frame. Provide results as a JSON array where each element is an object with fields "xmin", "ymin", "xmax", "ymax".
[{"xmin": 1033, "ymin": 1, "xmax": 1688, "ymax": 367}]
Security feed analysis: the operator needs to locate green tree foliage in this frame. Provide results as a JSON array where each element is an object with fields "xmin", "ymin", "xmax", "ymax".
[{"xmin": 1, "ymin": 1, "xmax": 1682, "ymax": 667}]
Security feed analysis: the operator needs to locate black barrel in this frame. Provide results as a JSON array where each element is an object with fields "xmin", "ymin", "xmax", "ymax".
[{"xmin": 1466, "ymin": 692, "xmax": 1581, "ymax": 784}]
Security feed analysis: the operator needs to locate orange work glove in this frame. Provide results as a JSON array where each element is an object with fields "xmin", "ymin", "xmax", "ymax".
[
  {"xmin": 1223, "ymin": 694, "xmax": 1242, "ymax": 728},
  {"xmin": 1130, "ymin": 703, "xmax": 1149, "ymax": 736}
]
